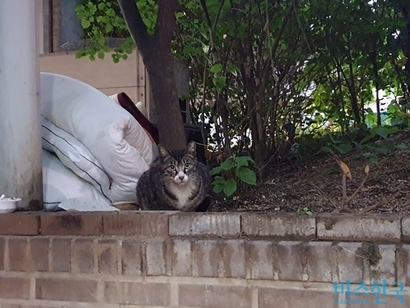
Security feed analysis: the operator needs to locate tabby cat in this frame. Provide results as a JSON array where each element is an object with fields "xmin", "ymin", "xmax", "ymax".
[{"xmin": 136, "ymin": 141, "xmax": 211, "ymax": 211}]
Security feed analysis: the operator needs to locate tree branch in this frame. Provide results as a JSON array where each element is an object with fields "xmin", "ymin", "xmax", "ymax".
[{"xmin": 117, "ymin": 0, "xmax": 151, "ymax": 52}]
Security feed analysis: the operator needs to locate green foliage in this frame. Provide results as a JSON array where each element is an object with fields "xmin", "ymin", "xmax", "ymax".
[
  {"xmin": 296, "ymin": 206, "xmax": 313, "ymax": 216},
  {"xmin": 76, "ymin": 0, "xmax": 410, "ymax": 173},
  {"xmin": 136, "ymin": 0, "xmax": 158, "ymax": 35},
  {"xmin": 319, "ymin": 118, "xmax": 406, "ymax": 164},
  {"xmin": 210, "ymin": 156, "xmax": 257, "ymax": 198},
  {"xmin": 75, "ymin": 0, "xmax": 132, "ymax": 62}
]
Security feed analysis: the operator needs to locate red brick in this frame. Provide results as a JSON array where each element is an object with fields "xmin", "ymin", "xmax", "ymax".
[
  {"xmin": 30, "ymin": 237, "xmax": 50, "ymax": 272},
  {"xmin": 36, "ymin": 278, "xmax": 97, "ymax": 302},
  {"xmin": 40, "ymin": 213, "xmax": 103, "ymax": 236},
  {"xmin": 50, "ymin": 237, "xmax": 71, "ymax": 272},
  {"xmin": 104, "ymin": 281, "xmax": 170, "ymax": 306},
  {"xmin": 72, "ymin": 238, "xmax": 95, "ymax": 274},
  {"xmin": 103, "ymin": 212, "xmax": 169, "ymax": 237},
  {"xmin": 0, "ymin": 237, "xmax": 5, "ymax": 270},
  {"xmin": 121, "ymin": 239, "xmax": 144, "ymax": 276},
  {"xmin": 0, "ymin": 277, "xmax": 30, "ymax": 299},
  {"xmin": 7, "ymin": 237, "xmax": 30, "ymax": 272},
  {"xmin": 0, "ymin": 213, "xmax": 39, "ymax": 235},
  {"xmin": 97, "ymin": 238, "xmax": 118, "ymax": 275},
  {"xmin": 178, "ymin": 284, "xmax": 251, "ymax": 308}
]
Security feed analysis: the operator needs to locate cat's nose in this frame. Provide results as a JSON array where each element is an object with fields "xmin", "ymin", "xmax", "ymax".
[{"xmin": 178, "ymin": 175, "xmax": 185, "ymax": 181}]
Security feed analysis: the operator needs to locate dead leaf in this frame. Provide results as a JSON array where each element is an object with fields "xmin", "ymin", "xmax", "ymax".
[
  {"xmin": 338, "ymin": 160, "xmax": 352, "ymax": 180},
  {"xmin": 364, "ymin": 164, "xmax": 370, "ymax": 174}
]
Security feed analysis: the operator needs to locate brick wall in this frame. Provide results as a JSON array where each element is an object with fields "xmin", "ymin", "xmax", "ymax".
[{"xmin": 0, "ymin": 212, "xmax": 409, "ymax": 307}]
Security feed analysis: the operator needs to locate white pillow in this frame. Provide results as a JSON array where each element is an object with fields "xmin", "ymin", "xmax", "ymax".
[
  {"xmin": 42, "ymin": 150, "xmax": 112, "ymax": 211},
  {"xmin": 41, "ymin": 117, "xmax": 111, "ymax": 201},
  {"xmin": 40, "ymin": 72, "xmax": 157, "ymax": 204}
]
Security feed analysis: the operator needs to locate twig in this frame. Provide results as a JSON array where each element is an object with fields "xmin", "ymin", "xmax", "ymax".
[
  {"xmin": 345, "ymin": 173, "xmax": 369, "ymax": 203},
  {"xmin": 311, "ymin": 183, "xmax": 337, "ymax": 208},
  {"xmin": 360, "ymin": 184, "xmax": 404, "ymax": 213},
  {"xmin": 341, "ymin": 173, "xmax": 347, "ymax": 207}
]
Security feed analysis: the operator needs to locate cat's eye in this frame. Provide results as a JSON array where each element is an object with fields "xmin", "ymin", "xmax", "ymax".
[
  {"xmin": 184, "ymin": 163, "xmax": 190, "ymax": 168},
  {"xmin": 170, "ymin": 165, "xmax": 176, "ymax": 170}
]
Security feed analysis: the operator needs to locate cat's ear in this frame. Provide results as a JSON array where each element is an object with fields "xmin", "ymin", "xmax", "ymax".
[
  {"xmin": 185, "ymin": 141, "xmax": 197, "ymax": 159},
  {"xmin": 158, "ymin": 144, "xmax": 171, "ymax": 160}
]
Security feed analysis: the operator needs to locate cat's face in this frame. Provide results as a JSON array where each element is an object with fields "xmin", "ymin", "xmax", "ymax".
[{"xmin": 159, "ymin": 141, "xmax": 197, "ymax": 185}]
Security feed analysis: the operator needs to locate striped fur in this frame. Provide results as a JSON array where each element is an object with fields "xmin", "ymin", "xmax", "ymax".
[{"xmin": 136, "ymin": 141, "xmax": 211, "ymax": 211}]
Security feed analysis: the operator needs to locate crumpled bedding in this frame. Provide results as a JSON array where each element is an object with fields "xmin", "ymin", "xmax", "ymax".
[{"xmin": 40, "ymin": 72, "xmax": 158, "ymax": 211}]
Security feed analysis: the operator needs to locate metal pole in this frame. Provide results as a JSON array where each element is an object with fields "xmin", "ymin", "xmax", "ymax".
[{"xmin": 0, "ymin": 0, "xmax": 43, "ymax": 210}]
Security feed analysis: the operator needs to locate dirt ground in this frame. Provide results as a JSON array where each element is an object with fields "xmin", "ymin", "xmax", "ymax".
[{"xmin": 209, "ymin": 132, "xmax": 410, "ymax": 215}]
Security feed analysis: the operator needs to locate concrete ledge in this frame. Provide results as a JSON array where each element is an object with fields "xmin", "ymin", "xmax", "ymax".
[
  {"xmin": 317, "ymin": 214, "xmax": 402, "ymax": 243},
  {"xmin": 242, "ymin": 213, "xmax": 316, "ymax": 240},
  {"xmin": 1, "ymin": 212, "xmax": 409, "ymax": 243}
]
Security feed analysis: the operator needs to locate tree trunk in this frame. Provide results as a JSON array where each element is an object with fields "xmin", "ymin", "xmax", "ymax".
[
  {"xmin": 145, "ymin": 51, "xmax": 187, "ymax": 151},
  {"xmin": 117, "ymin": 0, "xmax": 186, "ymax": 151}
]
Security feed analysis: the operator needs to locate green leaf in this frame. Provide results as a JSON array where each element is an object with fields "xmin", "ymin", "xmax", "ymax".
[
  {"xmin": 375, "ymin": 146, "xmax": 390, "ymax": 154},
  {"xmin": 363, "ymin": 152, "xmax": 378, "ymax": 164},
  {"xmin": 223, "ymin": 179, "xmax": 237, "ymax": 197},
  {"xmin": 387, "ymin": 126, "xmax": 399, "ymax": 135},
  {"xmin": 236, "ymin": 166, "xmax": 256, "ymax": 185},
  {"xmin": 374, "ymin": 127, "xmax": 390, "ymax": 139},
  {"xmin": 212, "ymin": 77, "xmax": 226, "ymax": 90},
  {"xmin": 112, "ymin": 54, "xmax": 119, "ymax": 63},
  {"xmin": 210, "ymin": 166, "xmax": 222, "ymax": 175},
  {"xmin": 81, "ymin": 18, "xmax": 91, "ymax": 29},
  {"xmin": 97, "ymin": 51, "xmax": 105, "ymax": 60},
  {"xmin": 75, "ymin": 50, "xmax": 86, "ymax": 59},
  {"xmin": 234, "ymin": 156, "xmax": 254, "ymax": 166},
  {"xmin": 335, "ymin": 143, "xmax": 352, "ymax": 154},
  {"xmin": 105, "ymin": 23, "xmax": 113, "ymax": 33},
  {"xmin": 213, "ymin": 183, "xmax": 224, "ymax": 194},
  {"xmin": 211, "ymin": 177, "xmax": 225, "ymax": 194},
  {"xmin": 210, "ymin": 63, "xmax": 223, "ymax": 74},
  {"xmin": 395, "ymin": 143, "xmax": 409, "ymax": 150},
  {"xmin": 234, "ymin": 157, "xmax": 248, "ymax": 167},
  {"xmin": 220, "ymin": 158, "xmax": 235, "ymax": 170},
  {"xmin": 320, "ymin": 146, "xmax": 332, "ymax": 153},
  {"xmin": 360, "ymin": 134, "xmax": 374, "ymax": 144},
  {"xmin": 98, "ymin": 2, "xmax": 106, "ymax": 10},
  {"xmin": 97, "ymin": 36, "xmax": 105, "ymax": 46},
  {"xmin": 175, "ymin": 11, "xmax": 185, "ymax": 19}
]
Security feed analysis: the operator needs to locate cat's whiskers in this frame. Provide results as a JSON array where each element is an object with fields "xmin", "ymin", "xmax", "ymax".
[{"xmin": 174, "ymin": 171, "xmax": 188, "ymax": 184}]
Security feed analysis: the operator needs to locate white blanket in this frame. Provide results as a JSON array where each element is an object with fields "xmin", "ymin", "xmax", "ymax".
[{"xmin": 40, "ymin": 72, "xmax": 157, "ymax": 210}]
